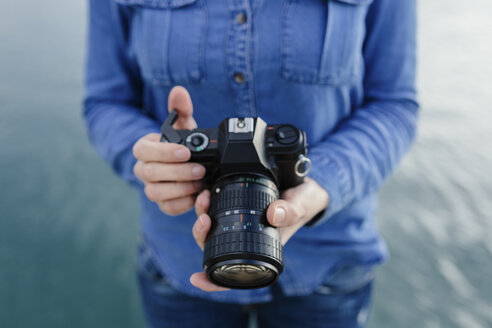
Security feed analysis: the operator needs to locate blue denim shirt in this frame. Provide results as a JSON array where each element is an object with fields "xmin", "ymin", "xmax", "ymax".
[{"xmin": 84, "ymin": 0, "xmax": 418, "ymax": 304}]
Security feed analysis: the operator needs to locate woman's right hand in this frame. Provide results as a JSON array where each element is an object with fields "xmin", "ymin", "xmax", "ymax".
[{"xmin": 133, "ymin": 86, "xmax": 206, "ymax": 216}]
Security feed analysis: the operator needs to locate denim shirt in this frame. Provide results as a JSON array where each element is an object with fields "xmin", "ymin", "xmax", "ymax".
[{"xmin": 84, "ymin": 0, "xmax": 418, "ymax": 304}]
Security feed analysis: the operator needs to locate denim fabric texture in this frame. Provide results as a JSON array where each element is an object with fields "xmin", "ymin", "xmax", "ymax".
[
  {"xmin": 84, "ymin": 0, "xmax": 418, "ymax": 304},
  {"xmin": 137, "ymin": 244, "xmax": 374, "ymax": 328}
]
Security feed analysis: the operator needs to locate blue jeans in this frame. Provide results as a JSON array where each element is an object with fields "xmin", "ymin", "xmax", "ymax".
[{"xmin": 137, "ymin": 247, "xmax": 374, "ymax": 328}]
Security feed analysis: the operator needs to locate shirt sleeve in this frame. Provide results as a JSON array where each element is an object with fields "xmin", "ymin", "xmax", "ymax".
[
  {"xmin": 307, "ymin": 0, "xmax": 419, "ymax": 224},
  {"xmin": 83, "ymin": 0, "xmax": 161, "ymax": 187}
]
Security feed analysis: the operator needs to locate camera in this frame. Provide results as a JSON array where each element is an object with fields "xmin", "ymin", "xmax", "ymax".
[{"xmin": 160, "ymin": 110, "xmax": 311, "ymax": 289}]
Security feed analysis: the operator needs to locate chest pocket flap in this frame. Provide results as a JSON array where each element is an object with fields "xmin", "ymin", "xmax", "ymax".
[
  {"xmin": 282, "ymin": 0, "xmax": 373, "ymax": 85},
  {"xmin": 115, "ymin": 0, "xmax": 197, "ymax": 8},
  {"xmin": 333, "ymin": 0, "xmax": 372, "ymax": 5},
  {"xmin": 116, "ymin": 0, "xmax": 205, "ymax": 86}
]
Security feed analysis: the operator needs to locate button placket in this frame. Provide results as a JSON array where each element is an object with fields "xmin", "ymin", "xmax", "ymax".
[{"xmin": 227, "ymin": 0, "xmax": 256, "ymax": 117}]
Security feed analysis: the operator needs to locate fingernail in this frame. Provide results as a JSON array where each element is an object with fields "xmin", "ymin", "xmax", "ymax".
[
  {"xmin": 273, "ymin": 207, "xmax": 285, "ymax": 225},
  {"xmin": 199, "ymin": 215, "xmax": 207, "ymax": 227},
  {"xmin": 193, "ymin": 181, "xmax": 203, "ymax": 190},
  {"xmin": 192, "ymin": 165, "xmax": 205, "ymax": 177},
  {"xmin": 175, "ymin": 148, "xmax": 189, "ymax": 160}
]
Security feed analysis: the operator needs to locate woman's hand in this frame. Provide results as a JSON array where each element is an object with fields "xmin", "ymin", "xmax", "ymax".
[
  {"xmin": 133, "ymin": 86, "xmax": 206, "ymax": 216},
  {"xmin": 190, "ymin": 177, "xmax": 329, "ymax": 292}
]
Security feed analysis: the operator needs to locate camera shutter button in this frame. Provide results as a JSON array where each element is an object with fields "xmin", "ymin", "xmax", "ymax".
[
  {"xmin": 186, "ymin": 132, "xmax": 209, "ymax": 152},
  {"xmin": 191, "ymin": 135, "xmax": 204, "ymax": 147}
]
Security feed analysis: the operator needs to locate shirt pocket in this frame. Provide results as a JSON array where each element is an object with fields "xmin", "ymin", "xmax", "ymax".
[
  {"xmin": 281, "ymin": 0, "xmax": 372, "ymax": 85},
  {"xmin": 116, "ymin": 0, "xmax": 206, "ymax": 86}
]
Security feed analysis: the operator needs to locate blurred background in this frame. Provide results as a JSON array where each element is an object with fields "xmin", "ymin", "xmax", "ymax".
[{"xmin": 0, "ymin": 0, "xmax": 491, "ymax": 327}]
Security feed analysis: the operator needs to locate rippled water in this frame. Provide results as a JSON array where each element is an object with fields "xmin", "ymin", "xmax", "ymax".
[
  {"xmin": 369, "ymin": 1, "xmax": 492, "ymax": 327},
  {"xmin": 1, "ymin": 1, "xmax": 491, "ymax": 327}
]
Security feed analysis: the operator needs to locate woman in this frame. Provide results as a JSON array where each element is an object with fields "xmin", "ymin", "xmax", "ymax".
[{"xmin": 84, "ymin": 0, "xmax": 418, "ymax": 327}]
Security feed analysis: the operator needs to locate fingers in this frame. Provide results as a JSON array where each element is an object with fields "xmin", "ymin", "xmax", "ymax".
[
  {"xmin": 190, "ymin": 272, "xmax": 229, "ymax": 292},
  {"xmin": 190, "ymin": 204, "xmax": 227, "ymax": 293},
  {"xmin": 144, "ymin": 181, "xmax": 202, "ymax": 203},
  {"xmin": 133, "ymin": 138, "xmax": 191, "ymax": 163},
  {"xmin": 267, "ymin": 199, "xmax": 307, "ymax": 245},
  {"xmin": 195, "ymin": 190, "xmax": 210, "ymax": 217},
  {"xmin": 134, "ymin": 161, "xmax": 206, "ymax": 183},
  {"xmin": 266, "ymin": 178, "xmax": 329, "ymax": 229},
  {"xmin": 192, "ymin": 214, "xmax": 211, "ymax": 250},
  {"xmin": 168, "ymin": 86, "xmax": 197, "ymax": 130},
  {"xmin": 158, "ymin": 195, "xmax": 196, "ymax": 216},
  {"xmin": 134, "ymin": 87, "xmax": 201, "ymax": 217},
  {"xmin": 266, "ymin": 199, "xmax": 304, "ymax": 228}
]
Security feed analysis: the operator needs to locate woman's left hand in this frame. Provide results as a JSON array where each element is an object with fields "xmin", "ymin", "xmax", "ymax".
[{"xmin": 189, "ymin": 177, "xmax": 329, "ymax": 292}]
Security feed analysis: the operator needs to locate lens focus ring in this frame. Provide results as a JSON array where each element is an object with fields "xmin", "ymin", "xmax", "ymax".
[
  {"xmin": 204, "ymin": 231, "xmax": 282, "ymax": 263},
  {"xmin": 210, "ymin": 188, "xmax": 276, "ymax": 215}
]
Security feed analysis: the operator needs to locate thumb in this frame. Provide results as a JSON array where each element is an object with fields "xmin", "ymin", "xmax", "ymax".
[
  {"xmin": 266, "ymin": 199, "xmax": 304, "ymax": 228},
  {"xmin": 168, "ymin": 86, "xmax": 198, "ymax": 130}
]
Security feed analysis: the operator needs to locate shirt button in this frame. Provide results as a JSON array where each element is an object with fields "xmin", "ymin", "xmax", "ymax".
[
  {"xmin": 236, "ymin": 12, "xmax": 247, "ymax": 25},
  {"xmin": 234, "ymin": 72, "xmax": 246, "ymax": 84}
]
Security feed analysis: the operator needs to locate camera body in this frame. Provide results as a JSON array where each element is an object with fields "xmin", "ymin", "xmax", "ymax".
[
  {"xmin": 160, "ymin": 110, "xmax": 310, "ymax": 191},
  {"xmin": 160, "ymin": 110, "xmax": 310, "ymax": 289}
]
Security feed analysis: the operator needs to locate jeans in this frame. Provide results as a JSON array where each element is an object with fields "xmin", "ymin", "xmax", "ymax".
[{"xmin": 137, "ymin": 246, "xmax": 374, "ymax": 328}]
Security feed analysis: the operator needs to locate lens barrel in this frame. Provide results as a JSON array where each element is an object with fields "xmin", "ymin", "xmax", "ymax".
[{"xmin": 203, "ymin": 174, "xmax": 283, "ymax": 289}]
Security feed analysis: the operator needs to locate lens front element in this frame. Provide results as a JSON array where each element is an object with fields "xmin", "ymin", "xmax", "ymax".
[
  {"xmin": 203, "ymin": 175, "xmax": 283, "ymax": 289},
  {"xmin": 211, "ymin": 261, "xmax": 277, "ymax": 287}
]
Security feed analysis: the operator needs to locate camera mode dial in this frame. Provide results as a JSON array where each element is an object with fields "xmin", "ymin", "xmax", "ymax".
[
  {"xmin": 275, "ymin": 126, "xmax": 299, "ymax": 145},
  {"xmin": 186, "ymin": 132, "xmax": 209, "ymax": 152}
]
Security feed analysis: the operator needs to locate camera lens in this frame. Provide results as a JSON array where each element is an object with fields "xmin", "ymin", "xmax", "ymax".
[{"xmin": 203, "ymin": 174, "xmax": 283, "ymax": 289}]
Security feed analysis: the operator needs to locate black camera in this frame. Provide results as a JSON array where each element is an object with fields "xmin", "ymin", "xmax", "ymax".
[{"xmin": 160, "ymin": 110, "xmax": 311, "ymax": 289}]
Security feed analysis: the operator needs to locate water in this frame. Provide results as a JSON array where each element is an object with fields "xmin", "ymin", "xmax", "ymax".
[{"xmin": 1, "ymin": 1, "xmax": 491, "ymax": 327}]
